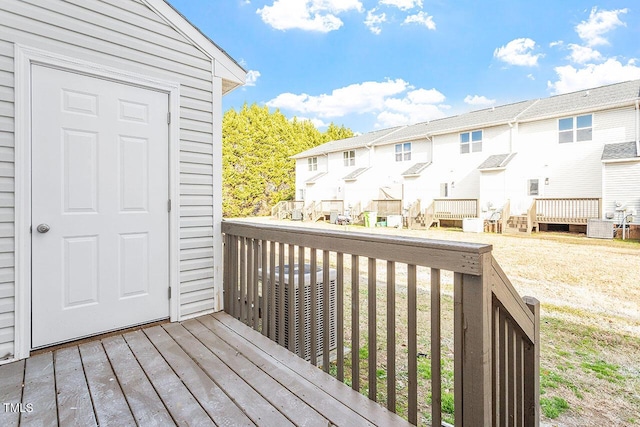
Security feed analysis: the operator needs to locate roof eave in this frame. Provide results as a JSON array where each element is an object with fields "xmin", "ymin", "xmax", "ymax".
[
  {"xmin": 518, "ymin": 99, "xmax": 640, "ymax": 124},
  {"xmin": 143, "ymin": 0, "xmax": 247, "ymax": 89}
]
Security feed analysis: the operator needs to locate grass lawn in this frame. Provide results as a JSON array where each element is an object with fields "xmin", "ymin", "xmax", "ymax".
[{"xmin": 243, "ymin": 217, "xmax": 640, "ymax": 426}]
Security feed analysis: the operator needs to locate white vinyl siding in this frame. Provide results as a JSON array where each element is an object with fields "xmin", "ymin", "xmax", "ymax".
[
  {"xmin": 604, "ymin": 162, "xmax": 640, "ymax": 221},
  {"xmin": 0, "ymin": 38, "xmax": 14, "ymax": 361},
  {"xmin": 0, "ymin": 0, "xmax": 223, "ymax": 358}
]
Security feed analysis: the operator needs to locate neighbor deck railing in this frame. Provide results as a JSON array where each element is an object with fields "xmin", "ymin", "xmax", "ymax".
[
  {"xmin": 433, "ymin": 199, "xmax": 480, "ymax": 221},
  {"xmin": 366, "ymin": 199, "xmax": 403, "ymax": 217},
  {"xmin": 222, "ymin": 220, "xmax": 539, "ymax": 426},
  {"xmin": 271, "ymin": 200, "xmax": 305, "ymax": 219},
  {"xmin": 535, "ymin": 198, "xmax": 601, "ymax": 224}
]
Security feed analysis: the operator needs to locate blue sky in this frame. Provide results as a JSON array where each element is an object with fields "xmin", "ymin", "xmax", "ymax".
[{"xmin": 169, "ymin": 0, "xmax": 640, "ymax": 134}]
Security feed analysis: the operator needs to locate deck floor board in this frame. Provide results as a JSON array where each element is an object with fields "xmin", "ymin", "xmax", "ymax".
[{"xmin": 0, "ymin": 312, "xmax": 411, "ymax": 427}]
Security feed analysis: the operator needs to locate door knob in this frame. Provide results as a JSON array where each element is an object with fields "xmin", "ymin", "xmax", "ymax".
[{"xmin": 36, "ymin": 224, "xmax": 50, "ymax": 233}]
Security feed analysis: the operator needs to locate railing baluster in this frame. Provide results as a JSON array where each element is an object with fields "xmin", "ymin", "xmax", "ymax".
[
  {"xmin": 523, "ymin": 297, "xmax": 540, "ymax": 426},
  {"xmin": 368, "ymin": 258, "xmax": 377, "ymax": 402},
  {"xmin": 508, "ymin": 320, "xmax": 515, "ymax": 426},
  {"xmin": 288, "ymin": 244, "xmax": 296, "ymax": 353},
  {"xmin": 310, "ymin": 248, "xmax": 318, "ymax": 366},
  {"xmin": 499, "ymin": 308, "xmax": 507, "ymax": 427},
  {"xmin": 337, "ymin": 252, "xmax": 344, "ymax": 382},
  {"xmin": 454, "ymin": 272, "xmax": 463, "ymax": 427},
  {"xmin": 493, "ymin": 303, "xmax": 499, "ymax": 427},
  {"xmin": 278, "ymin": 242, "xmax": 285, "ymax": 347},
  {"xmin": 232, "ymin": 236, "xmax": 239, "ymax": 318},
  {"xmin": 261, "ymin": 239, "xmax": 268, "ymax": 336},
  {"xmin": 253, "ymin": 240, "xmax": 260, "ymax": 331},
  {"xmin": 223, "ymin": 233, "xmax": 230, "ymax": 314},
  {"xmin": 323, "ymin": 250, "xmax": 331, "ymax": 372},
  {"xmin": 269, "ymin": 241, "xmax": 276, "ymax": 341},
  {"xmin": 408, "ymin": 264, "xmax": 417, "ymax": 425},
  {"xmin": 240, "ymin": 237, "xmax": 247, "ymax": 324},
  {"xmin": 351, "ymin": 254, "xmax": 360, "ymax": 392},
  {"xmin": 431, "ymin": 268, "xmax": 442, "ymax": 427},
  {"xmin": 386, "ymin": 261, "xmax": 396, "ymax": 413},
  {"xmin": 247, "ymin": 238, "xmax": 254, "ymax": 328},
  {"xmin": 298, "ymin": 245, "xmax": 306, "ymax": 359},
  {"xmin": 516, "ymin": 336, "xmax": 523, "ymax": 425}
]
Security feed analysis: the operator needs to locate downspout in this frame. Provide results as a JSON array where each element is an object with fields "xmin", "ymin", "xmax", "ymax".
[
  {"xmin": 636, "ymin": 99, "xmax": 640, "ymax": 157},
  {"xmin": 508, "ymin": 121, "xmax": 514, "ymax": 153}
]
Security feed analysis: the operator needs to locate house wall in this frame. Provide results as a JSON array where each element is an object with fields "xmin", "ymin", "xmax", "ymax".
[
  {"xmin": 603, "ymin": 161, "xmax": 640, "ymax": 222},
  {"xmin": 0, "ymin": 0, "xmax": 224, "ymax": 360}
]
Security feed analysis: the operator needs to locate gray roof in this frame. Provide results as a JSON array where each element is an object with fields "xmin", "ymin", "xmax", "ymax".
[
  {"xmin": 305, "ymin": 172, "xmax": 327, "ymax": 184},
  {"xmin": 343, "ymin": 167, "xmax": 370, "ymax": 181},
  {"xmin": 402, "ymin": 162, "xmax": 432, "ymax": 176},
  {"xmin": 519, "ymin": 80, "xmax": 640, "ymax": 121},
  {"xmin": 601, "ymin": 142, "xmax": 639, "ymax": 161},
  {"xmin": 478, "ymin": 153, "xmax": 517, "ymax": 170},
  {"xmin": 293, "ymin": 79, "xmax": 640, "ymax": 159}
]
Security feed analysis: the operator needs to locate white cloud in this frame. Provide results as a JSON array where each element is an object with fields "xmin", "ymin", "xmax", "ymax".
[
  {"xmin": 575, "ymin": 7, "xmax": 628, "ymax": 47},
  {"xmin": 403, "ymin": 11, "xmax": 436, "ymax": 30},
  {"xmin": 266, "ymin": 79, "xmax": 449, "ymax": 128},
  {"xmin": 549, "ymin": 40, "xmax": 563, "ymax": 48},
  {"xmin": 379, "ymin": 0, "xmax": 422, "ymax": 11},
  {"xmin": 266, "ymin": 79, "xmax": 410, "ymax": 117},
  {"xmin": 567, "ymin": 44, "xmax": 603, "ymax": 64},
  {"xmin": 494, "ymin": 38, "xmax": 542, "ymax": 67},
  {"xmin": 293, "ymin": 116, "xmax": 328, "ymax": 128},
  {"xmin": 548, "ymin": 58, "xmax": 640, "ymax": 94},
  {"xmin": 527, "ymin": 74, "xmax": 535, "ymax": 80},
  {"xmin": 464, "ymin": 95, "xmax": 496, "ymax": 107},
  {"xmin": 244, "ymin": 70, "xmax": 261, "ymax": 86},
  {"xmin": 365, "ymin": 9, "xmax": 386, "ymax": 34},
  {"xmin": 257, "ymin": 0, "xmax": 363, "ymax": 32}
]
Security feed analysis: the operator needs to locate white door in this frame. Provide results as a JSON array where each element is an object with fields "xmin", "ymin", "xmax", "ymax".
[{"xmin": 31, "ymin": 65, "xmax": 170, "ymax": 348}]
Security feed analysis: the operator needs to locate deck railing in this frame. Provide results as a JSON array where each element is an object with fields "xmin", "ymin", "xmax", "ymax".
[
  {"xmin": 501, "ymin": 199, "xmax": 511, "ymax": 233},
  {"xmin": 271, "ymin": 200, "xmax": 305, "ymax": 219},
  {"xmin": 222, "ymin": 220, "xmax": 540, "ymax": 426},
  {"xmin": 535, "ymin": 198, "xmax": 601, "ymax": 224},
  {"xmin": 433, "ymin": 199, "xmax": 480, "ymax": 221},
  {"xmin": 366, "ymin": 199, "xmax": 403, "ymax": 217}
]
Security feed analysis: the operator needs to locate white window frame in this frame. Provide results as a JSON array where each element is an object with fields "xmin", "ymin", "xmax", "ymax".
[
  {"xmin": 558, "ymin": 114, "xmax": 592, "ymax": 143},
  {"xmin": 343, "ymin": 150, "xmax": 355, "ymax": 167},
  {"xmin": 395, "ymin": 142, "xmax": 412, "ymax": 161},
  {"xmin": 460, "ymin": 130, "xmax": 483, "ymax": 154},
  {"xmin": 308, "ymin": 157, "xmax": 318, "ymax": 171}
]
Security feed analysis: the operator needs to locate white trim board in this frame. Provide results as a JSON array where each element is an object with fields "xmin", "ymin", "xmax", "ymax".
[{"xmin": 14, "ymin": 44, "xmax": 181, "ymax": 360}]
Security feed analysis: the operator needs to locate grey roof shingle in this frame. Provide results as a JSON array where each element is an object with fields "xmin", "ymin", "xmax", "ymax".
[
  {"xmin": 292, "ymin": 80, "xmax": 640, "ymax": 159},
  {"xmin": 518, "ymin": 79, "xmax": 640, "ymax": 121},
  {"xmin": 305, "ymin": 172, "xmax": 327, "ymax": 184},
  {"xmin": 402, "ymin": 162, "xmax": 432, "ymax": 176},
  {"xmin": 478, "ymin": 153, "xmax": 517, "ymax": 170},
  {"xmin": 343, "ymin": 167, "xmax": 370, "ymax": 181},
  {"xmin": 601, "ymin": 142, "xmax": 639, "ymax": 161}
]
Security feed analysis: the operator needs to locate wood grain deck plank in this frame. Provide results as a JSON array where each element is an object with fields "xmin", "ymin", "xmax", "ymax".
[
  {"xmin": 143, "ymin": 325, "xmax": 254, "ymax": 427},
  {"xmin": 206, "ymin": 313, "xmax": 410, "ymax": 427},
  {"xmin": 123, "ymin": 329, "xmax": 214, "ymax": 427},
  {"xmin": 178, "ymin": 319, "xmax": 329, "ymax": 427},
  {"xmin": 161, "ymin": 322, "xmax": 295, "ymax": 427},
  {"xmin": 78, "ymin": 341, "xmax": 136, "ymax": 426},
  {"xmin": 20, "ymin": 352, "xmax": 58, "ymax": 426},
  {"xmin": 101, "ymin": 335, "xmax": 174, "ymax": 427},
  {"xmin": 0, "ymin": 359, "xmax": 25, "ymax": 427},
  {"xmin": 54, "ymin": 346, "xmax": 98, "ymax": 427}
]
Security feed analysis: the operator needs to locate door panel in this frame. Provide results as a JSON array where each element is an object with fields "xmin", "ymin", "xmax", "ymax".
[{"xmin": 31, "ymin": 65, "xmax": 170, "ymax": 348}]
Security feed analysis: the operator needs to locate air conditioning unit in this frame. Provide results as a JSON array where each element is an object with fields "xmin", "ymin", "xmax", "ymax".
[
  {"xmin": 261, "ymin": 264, "xmax": 337, "ymax": 363},
  {"xmin": 587, "ymin": 219, "xmax": 614, "ymax": 239}
]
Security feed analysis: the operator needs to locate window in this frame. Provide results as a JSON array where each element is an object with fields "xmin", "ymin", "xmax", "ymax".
[
  {"xmin": 343, "ymin": 150, "xmax": 355, "ymax": 167},
  {"xmin": 395, "ymin": 142, "xmax": 412, "ymax": 161},
  {"xmin": 528, "ymin": 179, "xmax": 539, "ymax": 196},
  {"xmin": 298, "ymin": 189, "xmax": 306, "ymax": 200},
  {"xmin": 308, "ymin": 157, "xmax": 317, "ymax": 171},
  {"xmin": 460, "ymin": 130, "xmax": 482, "ymax": 154},
  {"xmin": 559, "ymin": 114, "xmax": 592, "ymax": 143}
]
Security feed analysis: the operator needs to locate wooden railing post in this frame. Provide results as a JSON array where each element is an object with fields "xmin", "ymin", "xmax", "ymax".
[
  {"xmin": 454, "ymin": 254, "xmax": 493, "ymax": 426},
  {"xmin": 523, "ymin": 296, "xmax": 540, "ymax": 426}
]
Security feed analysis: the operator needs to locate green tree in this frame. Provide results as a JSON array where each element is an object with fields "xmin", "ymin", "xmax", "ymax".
[{"xmin": 222, "ymin": 103, "xmax": 353, "ymax": 217}]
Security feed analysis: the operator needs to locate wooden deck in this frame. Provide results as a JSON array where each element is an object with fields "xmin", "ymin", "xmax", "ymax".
[{"xmin": 0, "ymin": 312, "xmax": 408, "ymax": 427}]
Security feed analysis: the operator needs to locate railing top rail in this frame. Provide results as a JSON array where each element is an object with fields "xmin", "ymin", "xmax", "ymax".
[
  {"xmin": 222, "ymin": 220, "xmax": 492, "ymax": 275},
  {"xmin": 535, "ymin": 197, "xmax": 600, "ymax": 201}
]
